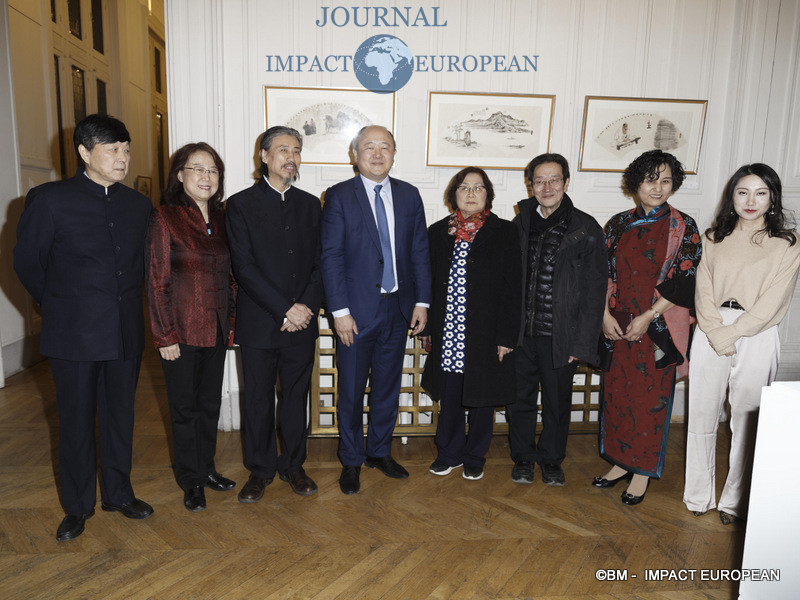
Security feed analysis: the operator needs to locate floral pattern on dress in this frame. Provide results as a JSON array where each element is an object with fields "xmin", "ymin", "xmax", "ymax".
[{"xmin": 441, "ymin": 240, "xmax": 471, "ymax": 373}]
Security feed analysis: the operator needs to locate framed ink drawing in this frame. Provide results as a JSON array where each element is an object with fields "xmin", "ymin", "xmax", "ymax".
[
  {"xmin": 579, "ymin": 96, "xmax": 707, "ymax": 173},
  {"xmin": 426, "ymin": 91, "xmax": 554, "ymax": 170},
  {"xmin": 264, "ymin": 86, "xmax": 396, "ymax": 166}
]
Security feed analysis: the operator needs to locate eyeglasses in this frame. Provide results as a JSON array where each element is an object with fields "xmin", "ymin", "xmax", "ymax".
[
  {"xmin": 456, "ymin": 185, "xmax": 487, "ymax": 194},
  {"xmin": 533, "ymin": 177, "xmax": 563, "ymax": 187},
  {"xmin": 183, "ymin": 166, "xmax": 220, "ymax": 177}
]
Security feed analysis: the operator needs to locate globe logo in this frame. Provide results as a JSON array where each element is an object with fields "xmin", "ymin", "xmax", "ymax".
[{"xmin": 353, "ymin": 34, "xmax": 414, "ymax": 94}]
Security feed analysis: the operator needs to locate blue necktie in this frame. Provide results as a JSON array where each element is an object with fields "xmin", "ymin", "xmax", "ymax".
[{"xmin": 373, "ymin": 184, "xmax": 395, "ymax": 291}]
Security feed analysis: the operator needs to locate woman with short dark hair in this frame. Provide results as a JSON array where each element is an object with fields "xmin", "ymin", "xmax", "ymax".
[
  {"xmin": 684, "ymin": 163, "xmax": 800, "ymax": 524},
  {"xmin": 593, "ymin": 150, "xmax": 701, "ymax": 505},
  {"xmin": 146, "ymin": 142, "xmax": 237, "ymax": 512},
  {"xmin": 422, "ymin": 167, "xmax": 521, "ymax": 480}
]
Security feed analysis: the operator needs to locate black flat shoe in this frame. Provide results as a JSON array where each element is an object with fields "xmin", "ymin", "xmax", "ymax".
[
  {"xmin": 184, "ymin": 486, "xmax": 206, "ymax": 512},
  {"xmin": 56, "ymin": 509, "xmax": 95, "ymax": 541},
  {"xmin": 621, "ymin": 481, "xmax": 649, "ymax": 506},
  {"xmin": 101, "ymin": 498, "xmax": 154, "ymax": 519},
  {"xmin": 592, "ymin": 472, "xmax": 632, "ymax": 488},
  {"xmin": 205, "ymin": 472, "xmax": 236, "ymax": 492},
  {"xmin": 719, "ymin": 511, "xmax": 737, "ymax": 525}
]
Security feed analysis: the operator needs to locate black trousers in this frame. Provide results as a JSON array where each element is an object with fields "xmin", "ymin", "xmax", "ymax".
[
  {"xmin": 434, "ymin": 371, "xmax": 494, "ymax": 469},
  {"xmin": 240, "ymin": 342, "xmax": 315, "ymax": 479},
  {"xmin": 49, "ymin": 353, "xmax": 142, "ymax": 515},
  {"xmin": 160, "ymin": 332, "xmax": 227, "ymax": 491},
  {"xmin": 508, "ymin": 335, "xmax": 577, "ymax": 465}
]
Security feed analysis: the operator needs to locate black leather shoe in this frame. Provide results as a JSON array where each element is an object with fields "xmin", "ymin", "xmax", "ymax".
[
  {"xmin": 621, "ymin": 481, "xmax": 649, "ymax": 506},
  {"xmin": 339, "ymin": 465, "xmax": 361, "ymax": 494},
  {"xmin": 101, "ymin": 498, "xmax": 154, "ymax": 519},
  {"xmin": 56, "ymin": 509, "xmax": 94, "ymax": 541},
  {"xmin": 205, "ymin": 472, "xmax": 236, "ymax": 492},
  {"xmin": 183, "ymin": 486, "xmax": 206, "ymax": 512},
  {"xmin": 365, "ymin": 455, "xmax": 409, "ymax": 479},
  {"xmin": 237, "ymin": 474, "xmax": 273, "ymax": 503},
  {"xmin": 592, "ymin": 472, "xmax": 633, "ymax": 488},
  {"xmin": 279, "ymin": 468, "xmax": 318, "ymax": 496}
]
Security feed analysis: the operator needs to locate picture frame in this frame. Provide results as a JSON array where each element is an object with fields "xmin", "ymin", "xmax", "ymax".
[
  {"xmin": 425, "ymin": 91, "xmax": 554, "ymax": 170},
  {"xmin": 264, "ymin": 86, "xmax": 396, "ymax": 166},
  {"xmin": 579, "ymin": 96, "xmax": 708, "ymax": 173},
  {"xmin": 134, "ymin": 176, "xmax": 152, "ymax": 199}
]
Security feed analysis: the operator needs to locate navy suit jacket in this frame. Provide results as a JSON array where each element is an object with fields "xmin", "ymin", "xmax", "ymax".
[
  {"xmin": 321, "ymin": 175, "xmax": 431, "ymax": 326},
  {"xmin": 14, "ymin": 171, "xmax": 152, "ymax": 361}
]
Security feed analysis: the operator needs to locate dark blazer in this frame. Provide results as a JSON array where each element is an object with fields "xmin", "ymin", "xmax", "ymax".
[
  {"xmin": 421, "ymin": 213, "xmax": 522, "ymax": 408},
  {"xmin": 226, "ymin": 178, "xmax": 322, "ymax": 349},
  {"xmin": 514, "ymin": 195, "xmax": 607, "ymax": 367},
  {"xmin": 13, "ymin": 170, "xmax": 152, "ymax": 361},
  {"xmin": 145, "ymin": 204, "xmax": 236, "ymax": 348},
  {"xmin": 320, "ymin": 175, "xmax": 431, "ymax": 325}
]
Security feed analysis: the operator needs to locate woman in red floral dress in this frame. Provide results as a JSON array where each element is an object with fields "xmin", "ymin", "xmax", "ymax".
[{"xmin": 592, "ymin": 150, "xmax": 701, "ymax": 505}]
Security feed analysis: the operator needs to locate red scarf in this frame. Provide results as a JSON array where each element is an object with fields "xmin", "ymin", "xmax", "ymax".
[{"xmin": 448, "ymin": 209, "xmax": 490, "ymax": 243}]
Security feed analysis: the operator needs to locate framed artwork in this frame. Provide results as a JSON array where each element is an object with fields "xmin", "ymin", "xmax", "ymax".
[
  {"xmin": 425, "ymin": 91, "xmax": 554, "ymax": 170},
  {"xmin": 264, "ymin": 86, "xmax": 396, "ymax": 166},
  {"xmin": 579, "ymin": 96, "xmax": 708, "ymax": 173},
  {"xmin": 134, "ymin": 176, "xmax": 152, "ymax": 199}
]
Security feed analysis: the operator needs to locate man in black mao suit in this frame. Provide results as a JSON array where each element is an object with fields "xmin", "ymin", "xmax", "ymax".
[
  {"xmin": 226, "ymin": 126, "xmax": 322, "ymax": 501},
  {"xmin": 321, "ymin": 125, "xmax": 431, "ymax": 494},
  {"xmin": 13, "ymin": 114, "xmax": 154, "ymax": 541}
]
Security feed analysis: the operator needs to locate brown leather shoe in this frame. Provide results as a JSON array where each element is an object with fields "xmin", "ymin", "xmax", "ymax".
[
  {"xmin": 237, "ymin": 474, "xmax": 273, "ymax": 503},
  {"xmin": 279, "ymin": 468, "xmax": 318, "ymax": 496}
]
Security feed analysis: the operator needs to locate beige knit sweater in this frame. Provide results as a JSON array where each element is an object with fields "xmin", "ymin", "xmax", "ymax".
[{"xmin": 695, "ymin": 227, "xmax": 800, "ymax": 355}]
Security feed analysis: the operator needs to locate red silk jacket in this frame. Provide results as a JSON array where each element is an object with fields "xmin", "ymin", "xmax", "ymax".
[{"xmin": 146, "ymin": 204, "xmax": 236, "ymax": 348}]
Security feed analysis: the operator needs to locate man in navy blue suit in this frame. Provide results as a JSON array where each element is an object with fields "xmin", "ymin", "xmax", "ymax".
[
  {"xmin": 14, "ymin": 114, "xmax": 154, "ymax": 541},
  {"xmin": 321, "ymin": 125, "xmax": 431, "ymax": 494}
]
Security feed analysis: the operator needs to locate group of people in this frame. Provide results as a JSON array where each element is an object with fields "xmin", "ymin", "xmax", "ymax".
[{"xmin": 13, "ymin": 113, "xmax": 799, "ymax": 543}]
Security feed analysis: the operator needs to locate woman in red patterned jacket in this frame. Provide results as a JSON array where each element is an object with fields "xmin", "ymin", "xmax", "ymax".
[{"xmin": 146, "ymin": 142, "xmax": 236, "ymax": 512}]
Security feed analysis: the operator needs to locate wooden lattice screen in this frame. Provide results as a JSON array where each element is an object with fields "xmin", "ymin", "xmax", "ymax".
[{"xmin": 310, "ymin": 310, "xmax": 602, "ymax": 437}]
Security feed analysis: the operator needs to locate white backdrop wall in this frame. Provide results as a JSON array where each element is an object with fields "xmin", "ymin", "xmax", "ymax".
[{"xmin": 165, "ymin": 0, "xmax": 800, "ymax": 404}]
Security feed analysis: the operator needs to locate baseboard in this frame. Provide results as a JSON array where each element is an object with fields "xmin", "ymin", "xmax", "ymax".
[{"xmin": 2, "ymin": 334, "xmax": 44, "ymax": 379}]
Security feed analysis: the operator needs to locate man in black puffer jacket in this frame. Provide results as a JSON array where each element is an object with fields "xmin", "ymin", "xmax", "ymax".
[{"xmin": 508, "ymin": 153, "xmax": 607, "ymax": 486}]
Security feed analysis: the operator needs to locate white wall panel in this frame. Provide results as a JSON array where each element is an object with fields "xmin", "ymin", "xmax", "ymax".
[{"xmin": 166, "ymin": 0, "xmax": 800, "ymax": 392}]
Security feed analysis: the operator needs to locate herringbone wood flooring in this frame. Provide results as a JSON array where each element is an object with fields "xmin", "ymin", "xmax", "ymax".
[{"xmin": 0, "ymin": 347, "xmax": 742, "ymax": 599}]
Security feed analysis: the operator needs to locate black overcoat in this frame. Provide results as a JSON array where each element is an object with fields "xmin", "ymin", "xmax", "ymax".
[{"xmin": 421, "ymin": 212, "xmax": 522, "ymax": 408}]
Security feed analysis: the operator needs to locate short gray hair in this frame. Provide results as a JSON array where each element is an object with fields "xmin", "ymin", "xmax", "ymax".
[{"xmin": 351, "ymin": 125, "xmax": 396, "ymax": 154}]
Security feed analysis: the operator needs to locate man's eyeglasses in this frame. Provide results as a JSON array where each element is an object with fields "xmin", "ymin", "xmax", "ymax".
[{"xmin": 533, "ymin": 177, "xmax": 563, "ymax": 187}]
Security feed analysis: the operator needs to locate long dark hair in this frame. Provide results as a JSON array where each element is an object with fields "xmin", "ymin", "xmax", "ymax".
[
  {"xmin": 444, "ymin": 166, "xmax": 495, "ymax": 212},
  {"xmin": 706, "ymin": 163, "xmax": 796, "ymax": 246},
  {"xmin": 161, "ymin": 142, "xmax": 225, "ymax": 210}
]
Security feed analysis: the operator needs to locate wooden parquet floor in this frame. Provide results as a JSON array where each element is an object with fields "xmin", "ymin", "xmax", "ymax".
[{"xmin": 0, "ymin": 347, "xmax": 742, "ymax": 600}]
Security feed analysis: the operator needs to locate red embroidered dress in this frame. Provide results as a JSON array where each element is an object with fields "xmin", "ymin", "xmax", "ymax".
[{"xmin": 600, "ymin": 203, "xmax": 701, "ymax": 477}]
